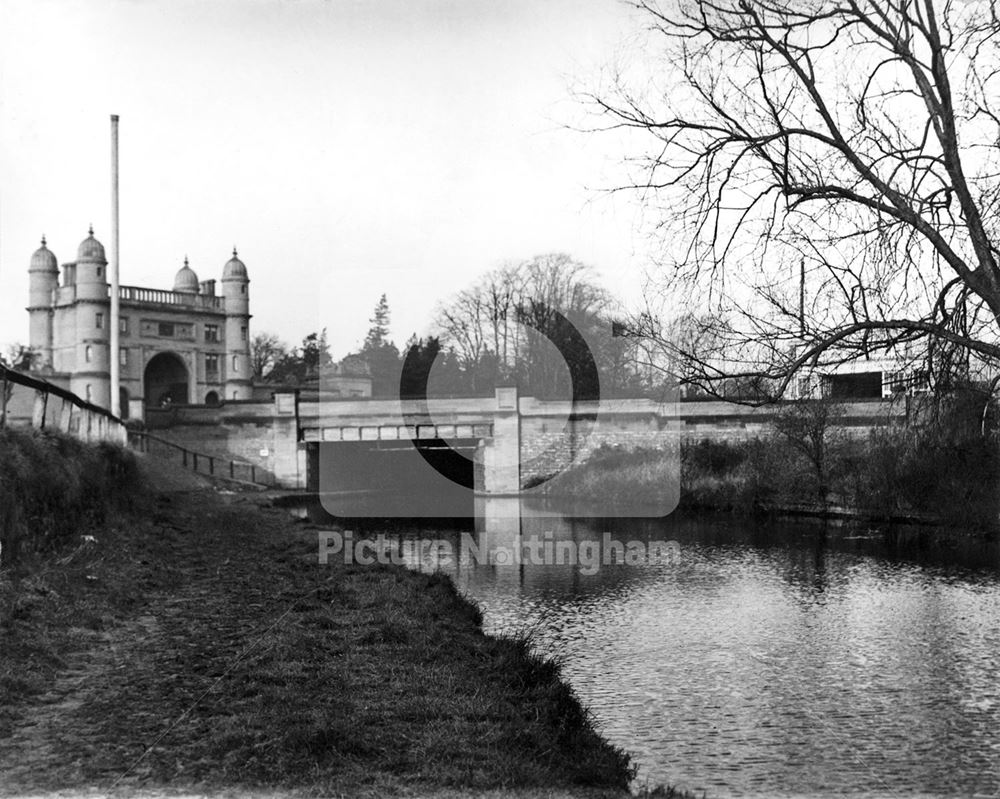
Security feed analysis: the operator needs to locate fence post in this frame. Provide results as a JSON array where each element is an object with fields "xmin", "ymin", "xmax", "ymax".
[
  {"xmin": 193, "ymin": 452, "xmax": 198, "ymax": 472},
  {"xmin": 209, "ymin": 456, "xmax": 214, "ymax": 476},
  {"xmin": 32, "ymin": 389, "xmax": 48, "ymax": 430},
  {"xmin": 182, "ymin": 448, "xmax": 188, "ymax": 467},
  {"xmin": 251, "ymin": 465, "xmax": 256, "ymax": 484},
  {"xmin": 59, "ymin": 400, "xmax": 72, "ymax": 433},
  {"xmin": 230, "ymin": 460, "xmax": 235, "ymax": 479},
  {"xmin": 1, "ymin": 369, "xmax": 7, "ymax": 429}
]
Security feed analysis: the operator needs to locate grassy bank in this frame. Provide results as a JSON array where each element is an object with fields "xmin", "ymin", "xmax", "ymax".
[
  {"xmin": 1, "ymin": 469, "xmax": 637, "ymax": 795},
  {"xmin": 529, "ymin": 446, "xmax": 681, "ymax": 513},
  {"xmin": 0, "ymin": 427, "xmax": 145, "ymax": 569}
]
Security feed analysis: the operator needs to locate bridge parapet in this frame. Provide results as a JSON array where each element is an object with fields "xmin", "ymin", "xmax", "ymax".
[{"xmin": 303, "ymin": 422, "xmax": 494, "ymax": 443}]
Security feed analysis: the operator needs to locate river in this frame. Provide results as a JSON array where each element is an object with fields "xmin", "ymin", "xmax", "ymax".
[{"xmin": 302, "ymin": 496, "xmax": 1000, "ymax": 798}]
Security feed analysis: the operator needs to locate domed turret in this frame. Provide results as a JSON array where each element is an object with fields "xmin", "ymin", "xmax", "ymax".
[
  {"xmin": 223, "ymin": 247, "xmax": 248, "ymax": 280},
  {"xmin": 173, "ymin": 257, "xmax": 200, "ymax": 293},
  {"xmin": 28, "ymin": 235, "xmax": 58, "ymax": 370},
  {"xmin": 222, "ymin": 247, "xmax": 251, "ymax": 401},
  {"xmin": 30, "ymin": 236, "xmax": 58, "ymax": 273},
  {"xmin": 77, "ymin": 225, "xmax": 106, "ymax": 263},
  {"xmin": 74, "ymin": 226, "xmax": 108, "ymax": 301}
]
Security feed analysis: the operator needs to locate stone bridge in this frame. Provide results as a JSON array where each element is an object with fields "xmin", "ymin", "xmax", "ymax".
[
  {"xmin": 145, "ymin": 389, "xmax": 908, "ymax": 492},
  {"xmin": 299, "ymin": 387, "xmax": 678, "ymax": 495}
]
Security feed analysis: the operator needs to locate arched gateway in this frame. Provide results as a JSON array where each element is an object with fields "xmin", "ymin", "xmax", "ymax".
[{"xmin": 144, "ymin": 352, "xmax": 189, "ymax": 408}]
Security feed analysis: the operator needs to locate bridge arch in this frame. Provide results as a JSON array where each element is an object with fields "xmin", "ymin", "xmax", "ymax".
[{"xmin": 144, "ymin": 352, "xmax": 189, "ymax": 408}]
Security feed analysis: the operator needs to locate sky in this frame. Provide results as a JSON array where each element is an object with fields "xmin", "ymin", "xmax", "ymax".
[{"xmin": 0, "ymin": 0, "xmax": 654, "ymax": 361}]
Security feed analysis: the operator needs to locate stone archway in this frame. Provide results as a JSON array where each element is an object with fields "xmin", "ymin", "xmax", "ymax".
[{"xmin": 144, "ymin": 352, "xmax": 189, "ymax": 408}]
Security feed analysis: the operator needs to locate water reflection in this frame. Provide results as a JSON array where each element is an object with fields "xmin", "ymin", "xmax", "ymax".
[{"xmin": 313, "ymin": 496, "xmax": 1000, "ymax": 798}]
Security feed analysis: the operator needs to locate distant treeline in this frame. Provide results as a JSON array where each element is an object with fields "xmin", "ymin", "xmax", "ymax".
[{"xmin": 255, "ymin": 254, "xmax": 670, "ymax": 400}]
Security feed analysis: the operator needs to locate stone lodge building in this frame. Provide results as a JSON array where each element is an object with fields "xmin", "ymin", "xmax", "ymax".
[{"xmin": 27, "ymin": 228, "xmax": 252, "ymax": 420}]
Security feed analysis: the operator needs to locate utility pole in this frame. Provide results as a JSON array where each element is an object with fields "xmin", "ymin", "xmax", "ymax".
[{"xmin": 110, "ymin": 115, "xmax": 121, "ymax": 418}]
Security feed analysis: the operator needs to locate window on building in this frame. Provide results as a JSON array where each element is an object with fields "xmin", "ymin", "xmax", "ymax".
[
  {"xmin": 205, "ymin": 354, "xmax": 220, "ymax": 381},
  {"xmin": 204, "ymin": 324, "xmax": 220, "ymax": 343},
  {"xmin": 85, "ymin": 345, "xmax": 92, "ymax": 363},
  {"xmin": 886, "ymin": 371, "xmax": 906, "ymax": 395},
  {"xmin": 232, "ymin": 355, "xmax": 239, "ymax": 372},
  {"xmin": 119, "ymin": 348, "xmax": 128, "ymax": 367},
  {"xmin": 85, "ymin": 384, "xmax": 92, "ymax": 402},
  {"xmin": 232, "ymin": 390, "xmax": 238, "ymax": 399},
  {"xmin": 240, "ymin": 326, "xmax": 247, "ymax": 341},
  {"xmin": 158, "ymin": 322, "xmax": 175, "ymax": 337},
  {"xmin": 120, "ymin": 317, "xmax": 129, "ymax": 334},
  {"xmin": 95, "ymin": 312, "xmax": 104, "ymax": 329}
]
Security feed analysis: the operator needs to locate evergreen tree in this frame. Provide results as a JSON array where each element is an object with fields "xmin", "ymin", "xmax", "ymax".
[
  {"xmin": 364, "ymin": 294, "xmax": 391, "ymax": 353},
  {"xmin": 359, "ymin": 295, "xmax": 401, "ymax": 397}
]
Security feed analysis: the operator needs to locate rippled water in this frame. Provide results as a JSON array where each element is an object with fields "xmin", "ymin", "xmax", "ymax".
[{"xmin": 314, "ymin": 499, "xmax": 1000, "ymax": 797}]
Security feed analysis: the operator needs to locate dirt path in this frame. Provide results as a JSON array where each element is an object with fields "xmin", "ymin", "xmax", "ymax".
[
  {"xmin": 0, "ymin": 469, "xmax": 634, "ymax": 798},
  {"xmin": 1, "ymin": 490, "xmax": 278, "ymax": 790}
]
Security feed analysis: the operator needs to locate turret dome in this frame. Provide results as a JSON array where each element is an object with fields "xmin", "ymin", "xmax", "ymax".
[
  {"xmin": 173, "ymin": 257, "xmax": 200, "ymax": 293},
  {"xmin": 223, "ymin": 247, "xmax": 248, "ymax": 280},
  {"xmin": 30, "ymin": 236, "xmax": 57, "ymax": 272},
  {"xmin": 77, "ymin": 225, "xmax": 106, "ymax": 263}
]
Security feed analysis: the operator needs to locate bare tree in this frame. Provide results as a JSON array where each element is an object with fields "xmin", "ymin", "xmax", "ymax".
[
  {"xmin": 1, "ymin": 344, "xmax": 35, "ymax": 372},
  {"xmin": 1, "ymin": 344, "xmax": 35, "ymax": 406},
  {"xmin": 773, "ymin": 397, "xmax": 845, "ymax": 504},
  {"xmin": 435, "ymin": 254, "xmax": 635, "ymax": 397},
  {"xmin": 250, "ymin": 332, "xmax": 287, "ymax": 380},
  {"xmin": 436, "ymin": 265, "xmax": 526, "ymax": 392},
  {"xmin": 592, "ymin": 0, "xmax": 1000, "ymax": 399}
]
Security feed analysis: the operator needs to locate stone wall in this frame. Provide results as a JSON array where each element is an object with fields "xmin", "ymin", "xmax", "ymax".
[
  {"xmin": 519, "ymin": 413, "xmax": 670, "ymax": 486},
  {"xmin": 517, "ymin": 399, "xmax": 907, "ymax": 487},
  {"xmin": 146, "ymin": 392, "xmax": 304, "ymax": 488}
]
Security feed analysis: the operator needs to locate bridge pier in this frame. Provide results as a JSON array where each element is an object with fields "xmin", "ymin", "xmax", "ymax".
[
  {"xmin": 271, "ymin": 390, "xmax": 305, "ymax": 488},
  {"xmin": 476, "ymin": 387, "xmax": 520, "ymax": 495}
]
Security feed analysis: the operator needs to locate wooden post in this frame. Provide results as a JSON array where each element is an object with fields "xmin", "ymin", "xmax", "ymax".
[
  {"xmin": 1, "ymin": 369, "xmax": 7, "ymax": 429},
  {"xmin": 32, "ymin": 389, "xmax": 48, "ymax": 430},
  {"xmin": 59, "ymin": 400, "xmax": 72, "ymax": 433},
  {"xmin": 229, "ymin": 460, "xmax": 235, "ymax": 479},
  {"xmin": 209, "ymin": 456, "xmax": 214, "ymax": 476}
]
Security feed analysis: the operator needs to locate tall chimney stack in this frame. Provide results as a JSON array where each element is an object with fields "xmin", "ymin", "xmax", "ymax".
[{"xmin": 110, "ymin": 114, "xmax": 121, "ymax": 418}]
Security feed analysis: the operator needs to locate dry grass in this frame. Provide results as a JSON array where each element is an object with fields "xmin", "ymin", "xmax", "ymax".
[
  {"xmin": 0, "ymin": 484, "xmax": 636, "ymax": 796},
  {"xmin": 537, "ymin": 447, "xmax": 680, "ymax": 512}
]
